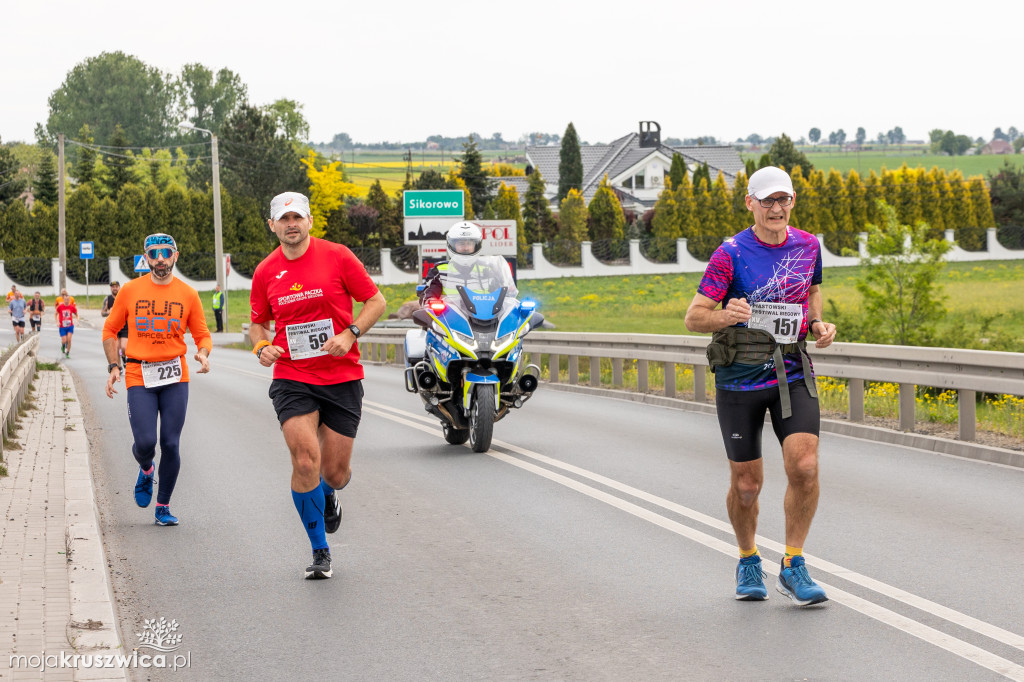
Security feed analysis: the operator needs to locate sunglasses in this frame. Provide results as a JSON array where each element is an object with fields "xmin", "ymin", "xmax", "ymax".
[{"xmin": 146, "ymin": 248, "xmax": 174, "ymax": 260}]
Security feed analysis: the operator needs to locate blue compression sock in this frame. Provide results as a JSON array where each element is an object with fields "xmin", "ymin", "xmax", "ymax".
[
  {"xmin": 292, "ymin": 487, "xmax": 328, "ymax": 551},
  {"xmin": 320, "ymin": 477, "xmax": 335, "ymax": 497}
]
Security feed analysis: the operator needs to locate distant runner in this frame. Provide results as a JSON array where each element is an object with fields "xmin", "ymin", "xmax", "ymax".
[{"xmin": 55, "ymin": 289, "xmax": 77, "ymax": 358}]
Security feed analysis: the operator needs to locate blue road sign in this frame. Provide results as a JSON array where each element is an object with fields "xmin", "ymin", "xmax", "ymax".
[
  {"xmin": 79, "ymin": 241, "xmax": 94, "ymax": 259},
  {"xmin": 134, "ymin": 255, "xmax": 151, "ymax": 273}
]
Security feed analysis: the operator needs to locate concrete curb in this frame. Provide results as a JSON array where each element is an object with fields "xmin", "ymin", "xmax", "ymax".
[{"xmin": 61, "ymin": 368, "xmax": 127, "ymax": 682}]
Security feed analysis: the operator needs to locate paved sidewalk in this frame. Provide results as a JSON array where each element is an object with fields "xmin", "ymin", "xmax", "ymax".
[{"xmin": 0, "ymin": 366, "xmax": 125, "ymax": 681}]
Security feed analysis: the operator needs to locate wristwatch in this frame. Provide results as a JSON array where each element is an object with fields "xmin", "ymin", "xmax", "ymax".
[
  {"xmin": 347, "ymin": 324, "xmax": 361, "ymax": 339},
  {"xmin": 107, "ymin": 362, "xmax": 120, "ymax": 372}
]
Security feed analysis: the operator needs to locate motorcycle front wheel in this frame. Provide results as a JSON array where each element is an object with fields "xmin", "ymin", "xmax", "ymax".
[
  {"xmin": 442, "ymin": 422, "xmax": 469, "ymax": 445},
  {"xmin": 469, "ymin": 384, "xmax": 495, "ymax": 453}
]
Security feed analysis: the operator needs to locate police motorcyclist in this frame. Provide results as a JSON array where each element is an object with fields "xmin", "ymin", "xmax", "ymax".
[{"xmin": 420, "ymin": 221, "xmax": 518, "ymax": 304}]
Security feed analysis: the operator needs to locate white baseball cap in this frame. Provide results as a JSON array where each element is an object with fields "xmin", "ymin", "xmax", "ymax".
[
  {"xmin": 747, "ymin": 166, "xmax": 795, "ymax": 199},
  {"xmin": 270, "ymin": 192, "xmax": 311, "ymax": 221}
]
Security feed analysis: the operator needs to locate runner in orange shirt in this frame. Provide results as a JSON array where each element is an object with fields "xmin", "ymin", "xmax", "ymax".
[{"xmin": 102, "ymin": 233, "xmax": 212, "ymax": 526}]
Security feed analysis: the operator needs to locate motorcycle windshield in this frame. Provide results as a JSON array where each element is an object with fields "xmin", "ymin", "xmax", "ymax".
[{"xmin": 440, "ymin": 257, "xmax": 515, "ymax": 321}]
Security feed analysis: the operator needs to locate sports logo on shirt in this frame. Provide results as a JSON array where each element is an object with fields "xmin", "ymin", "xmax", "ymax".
[
  {"xmin": 134, "ymin": 300, "xmax": 185, "ymax": 337},
  {"xmin": 275, "ymin": 270, "xmax": 288, "ymax": 279},
  {"xmin": 290, "ymin": 283, "xmax": 303, "ymax": 292}
]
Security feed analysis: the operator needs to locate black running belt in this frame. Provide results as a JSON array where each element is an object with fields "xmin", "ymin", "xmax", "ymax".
[{"xmin": 124, "ymin": 357, "xmax": 143, "ymax": 364}]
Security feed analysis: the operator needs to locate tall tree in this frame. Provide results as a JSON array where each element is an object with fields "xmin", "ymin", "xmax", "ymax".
[
  {"xmin": 177, "ymin": 64, "xmax": 248, "ymax": 136},
  {"xmin": 969, "ymin": 176, "xmax": 996, "ymax": 228},
  {"xmin": 946, "ymin": 170, "xmax": 976, "ymax": 232},
  {"xmin": 894, "ymin": 164, "xmax": 921, "ymax": 227},
  {"xmin": 808, "ymin": 128, "xmax": 821, "ymax": 145},
  {"xmin": 301, "ymin": 150, "xmax": 358, "ymax": 238},
  {"xmin": 673, "ymin": 172, "xmax": 696, "ymax": 241},
  {"xmin": 707, "ymin": 173, "xmax": 733, "ymax": 244},
  {"xmin": 0, "ymin": 138, "xmax": 27, "ymax": 206},
  {"xmin": 75, "ymin": 124, "xmax": 97, "ymax": 185},
  {"xmin": 788, "ymin": 166, "xmax": 809, "ymax": 230},
  {"xmin": 834, "ymin": 128, "xmax": 847, "ymax": 150},
  {"xmin": 557, "ymin": 122, "xmax": 583, "ymax": 202},
  {"xmin": 104, "ymin": 124, "xmax": 135, "ymax": 196},
  {"xmin": 731, "ymin": 171, "xmax": 750, "ymax": 232},
  {"xmin": 365, "ymin": 180, "xmax": 401, "ymax": 247},
  {"xmin": 0, "ymin": 199, "xmax": 33, "ymax": 257},
  {"xmin": 33, "ymin": 150, "xmax": 59, "ymax": 205},
  {"xmin": 845, "ymin": 169, "xmax": 868, "ymax": 233},
  {"xmin": 45, "ymin": 51, "xmax": 175, "ymax": 147},
  {"xmin": 265, "ymin": 98, "xmax": 310, "ymax": 143},
  {"xmin": 114, "ymin": 184, "xmax": 148, "ymax": 258},
  {"xmin": 988, "ymin": 159, "xmax": 1024, "ymax": 227},
  {"xmin": 162, "ymin": 185, "xmax": 199, "ymax": 256},
  {"xmin": 588, "ymin": 176, "xmax": 626, "ymax": 241},
  {"xmin": 651, "ymin": 185, "xmax": 680, "ymax": 256},
  {"xmin": 522, "ymin": 169, "xmax": 553, "ymax": 243},
  {"xmin": 769, "ymin": 134, "xmax": 813, "ymax": 178},
  {"xmin": 492, "ymin": 183, "xmax": 526, "ymax": 257},
  {"xmin": 918, "ymin": 168, "xmax": 945, "ymax": 238},
  {"xmin": 669, "ymin": 153, "xmax": 687, "ymax": 189},
  {"xmin": 456, "ymin": 135, "xmax": 494, "ymax": 217},
  {"xmin": 558, "ymin": 189, "xmax": 588, "ymax": 246},
  {"xmin": 825, "ymin": 169, "xmax": 852, "ymax": 251},
  {"xmin": 217, "ymin": 104, "xmax": 307, "ymax": 206},
  {"xmin": 855, "ymin": 127, "xmax": 866, "ymax": 146}
]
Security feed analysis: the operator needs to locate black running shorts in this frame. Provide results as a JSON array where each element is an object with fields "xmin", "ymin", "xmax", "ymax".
[
  {"xmin": 716, "ymin": 381, "xmax": 820, "ymax": 463},
  {"xmin": 269, "ymin": 378, "xmax": 363, "ymax": 438}
]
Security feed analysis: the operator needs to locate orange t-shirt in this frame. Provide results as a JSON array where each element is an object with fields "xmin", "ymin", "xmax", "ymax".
[{"xmin": 102, "ymin": 276, "xmax": 212, "ymax": 389}]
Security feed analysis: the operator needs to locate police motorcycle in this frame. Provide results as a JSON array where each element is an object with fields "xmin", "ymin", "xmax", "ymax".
[{"xmin": 403, "ymin": 223, "xmax": 544, "ymax": 452}]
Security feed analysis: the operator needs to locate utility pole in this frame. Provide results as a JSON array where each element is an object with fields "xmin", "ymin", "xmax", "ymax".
[
  {"xmin": 211, "ymin": 133, "xmax": 226, "ymax": 327},
  {"xmin": 58, "ymin": 133, "xmax": 66, "ymax": 291}
]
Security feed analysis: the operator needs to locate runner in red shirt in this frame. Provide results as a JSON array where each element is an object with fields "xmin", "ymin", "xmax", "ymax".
[
  {"xmin": 250, "ymin": 191, "xmax": 386, "ymax": 579},
  {"xmin": 54, "ymin": 288, "xmax": 78, "ymax": 357}
]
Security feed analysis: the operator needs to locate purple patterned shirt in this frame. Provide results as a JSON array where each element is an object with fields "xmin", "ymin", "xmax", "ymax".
[{"xmin": 697, "ymin": 225, "xmax": 823, "ymax": 391}]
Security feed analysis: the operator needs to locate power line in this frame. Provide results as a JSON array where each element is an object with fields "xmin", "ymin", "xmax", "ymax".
[{"xmin": 63, "ymin": 138, "xmax": 209, "ymax": 152}]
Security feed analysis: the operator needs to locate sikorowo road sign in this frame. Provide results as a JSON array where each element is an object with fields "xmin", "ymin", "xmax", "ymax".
[
  {"xmin": 79, "ymin": 241, "xmax": 94, "ymax": 259},
  {"xmin": 403, "ymin": 190, "xmax": 464, "ymax": 218}
]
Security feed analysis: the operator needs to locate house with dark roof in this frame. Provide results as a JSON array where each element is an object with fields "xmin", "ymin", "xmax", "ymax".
[{"xmin": 493, "ymin": 121, "xmax": 744, "ymax": 212}]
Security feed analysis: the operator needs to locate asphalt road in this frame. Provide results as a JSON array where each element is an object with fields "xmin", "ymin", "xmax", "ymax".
[{"xmin": 34, "ymin": 320, "xmax": 1024, "ymax": 682}]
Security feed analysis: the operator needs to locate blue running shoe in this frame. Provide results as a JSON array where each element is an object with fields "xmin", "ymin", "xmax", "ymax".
[
  {"xmin": 735, "ymin": 555, "xmax": 768, "ymax": 600},
  {"xmin": 777, "ymin": 556, "xmax": 828, "ymax": 606},
  {"xmin": 154, "ymin": 506, "xmax": 179, "ymax": 526},
  {"xmin": 134, "ymin": 468, "xmax": 154, "ymax": 508}
]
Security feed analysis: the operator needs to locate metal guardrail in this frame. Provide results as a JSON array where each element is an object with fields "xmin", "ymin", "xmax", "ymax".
[
  {"xmin": 0, "ymin": 334, "xmax": 40, "ymax": 452},
  {"xmin": 359, "ymin": 328, "xmax": 1024, "ymax": 445}
]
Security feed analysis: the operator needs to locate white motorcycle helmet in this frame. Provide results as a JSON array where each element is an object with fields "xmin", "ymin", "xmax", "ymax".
[{"xmin": 446, "ymin": 221, "xmax": 483, "ymax": 266}]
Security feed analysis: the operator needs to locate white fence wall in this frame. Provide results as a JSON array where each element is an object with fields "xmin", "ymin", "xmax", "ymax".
[{"xmin": 0, "ymin": 228, "xmax": 1020, "ymax": 295}]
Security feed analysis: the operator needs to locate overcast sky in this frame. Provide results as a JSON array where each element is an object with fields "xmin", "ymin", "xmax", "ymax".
[{"xmin": 3, "ymin": 0, "xmax": 1020, "ymax": 147}]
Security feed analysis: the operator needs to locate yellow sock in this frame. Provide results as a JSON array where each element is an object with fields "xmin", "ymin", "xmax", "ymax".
[
  {"xmin": 783, "ymin": 546, "xmax": 803, "ymax": 567},
  {"xmin": 739, "ymin": 546, "xmax": 759, "ymax": 559}
]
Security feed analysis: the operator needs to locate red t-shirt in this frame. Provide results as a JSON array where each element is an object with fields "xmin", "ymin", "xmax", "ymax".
[
  {"xmin": 250, "ymin": 237, "xmax": 379, "ymax": 385},
  {"xmin": 56, "ymin": 303, "xmax": 77, "ymax": 328}
]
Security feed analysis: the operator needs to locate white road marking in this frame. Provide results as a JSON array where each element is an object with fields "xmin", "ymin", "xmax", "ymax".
[{"xmin": 365, "ymin": 400, "xmax": 1024, "ymax": 681}]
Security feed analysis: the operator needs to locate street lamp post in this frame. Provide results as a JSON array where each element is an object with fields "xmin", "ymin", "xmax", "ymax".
[{"xmin": 180, "ymin": 124, "xmax": 226, "ymax": 330}]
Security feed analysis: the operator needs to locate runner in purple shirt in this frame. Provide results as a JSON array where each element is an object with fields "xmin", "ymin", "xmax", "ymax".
[{"xmin": 685, "ymin": 166, "xmax": 837, "ymax": 607}]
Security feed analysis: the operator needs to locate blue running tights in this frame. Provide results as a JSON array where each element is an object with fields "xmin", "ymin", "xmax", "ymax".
[{"xmin": 127, "ymin": 382, "xmax": 189, "ymax": 505}]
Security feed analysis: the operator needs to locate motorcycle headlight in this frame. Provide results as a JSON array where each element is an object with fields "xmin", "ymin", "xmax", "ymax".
[
  {"xmin": 492, "ymin": 332, "xmax": 514, "ymax": 352},
  {"xmin": 453, "ymin": 330, "xmax": 476, "ymax": 349}
]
